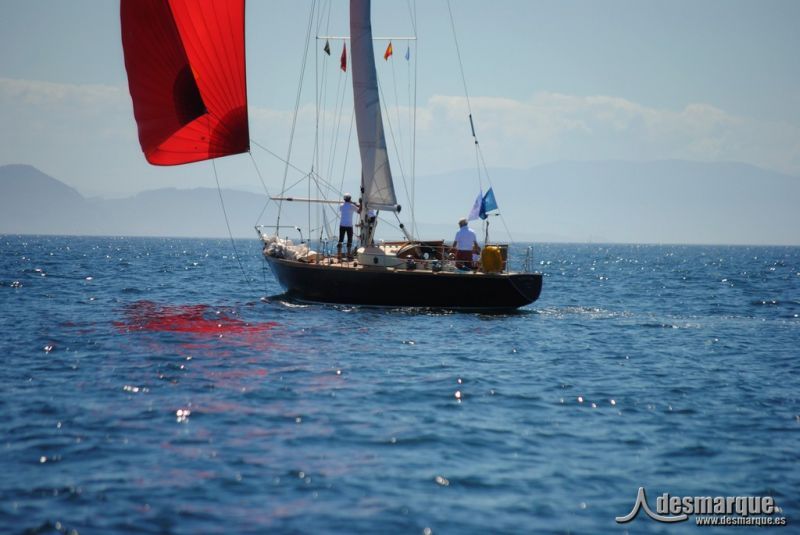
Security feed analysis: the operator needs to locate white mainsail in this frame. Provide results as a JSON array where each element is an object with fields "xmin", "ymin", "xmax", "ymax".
[{"xmin": 350, "ymin": 0, "xmax": 399, "ymax": 212}]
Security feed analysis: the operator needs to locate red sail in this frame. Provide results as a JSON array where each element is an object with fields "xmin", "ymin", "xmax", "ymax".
[{"xmin": 120, "ymin": 0, "xmax": 249, "ymax": 166}]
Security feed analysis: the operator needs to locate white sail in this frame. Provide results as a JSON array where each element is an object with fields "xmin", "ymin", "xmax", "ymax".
[{"xmin": 350, "ymin": 0, "xmax": 399, "ymax": 212}]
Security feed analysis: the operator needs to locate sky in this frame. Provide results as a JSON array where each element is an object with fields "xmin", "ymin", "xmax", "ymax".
[{"xmin": 1, "ymin": 0, "xmax": 799, "ymax": 241}]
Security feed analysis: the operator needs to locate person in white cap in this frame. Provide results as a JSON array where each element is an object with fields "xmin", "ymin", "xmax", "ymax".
[
  {"xmin": 338, "ymin": 193, "xmax": 359, "ymax": 260},
  {"xmin": 451, "ymin": 218, "xmax": 480, "ymax": 269}
]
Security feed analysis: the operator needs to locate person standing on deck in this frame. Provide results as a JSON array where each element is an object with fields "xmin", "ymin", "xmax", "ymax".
[
  {"xmin": 452, "ymin": 218, "xmax": 480, "ymax": 269},
  {"xmin": 338, "ymin": 193, "xmax": 359, "ymax": 260}
]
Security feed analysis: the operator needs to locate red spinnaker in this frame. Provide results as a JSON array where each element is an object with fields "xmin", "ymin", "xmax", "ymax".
[{"xmin": 120, "ymin": 0, "xmax": 249, "ymax": 166}]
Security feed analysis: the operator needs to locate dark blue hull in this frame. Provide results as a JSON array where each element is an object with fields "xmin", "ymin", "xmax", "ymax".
[{"xmin": 266, "ymin": 256, "xmax": 542, "ymax": 310}]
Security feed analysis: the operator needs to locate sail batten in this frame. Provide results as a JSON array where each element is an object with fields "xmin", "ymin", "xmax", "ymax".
[
  {"xmin": 350, "ymin": 0, "xmax": 398, "ymax": 211},
  {"xmin": 121, "ymin": 0, "xmax": 248, "ymax": 166}
]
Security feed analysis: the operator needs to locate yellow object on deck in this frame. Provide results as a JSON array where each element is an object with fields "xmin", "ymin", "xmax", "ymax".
[{"xmin": 481, "ymin": 246, "xmax": 503, "ymax": 273}]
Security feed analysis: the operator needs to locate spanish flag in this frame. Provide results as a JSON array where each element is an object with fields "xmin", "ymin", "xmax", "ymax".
[
  {"xmin": 384, "ymin": 41, "xmax": 393, "ymax": 61},
  {"xmin": 340, "ymin": 43, "xmax": 347, "ymax": 72}
]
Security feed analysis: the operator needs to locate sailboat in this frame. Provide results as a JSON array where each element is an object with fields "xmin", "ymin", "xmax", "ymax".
[{"xmin": 120, "ymin": 0, "xmax": 542, "ymax": 311}]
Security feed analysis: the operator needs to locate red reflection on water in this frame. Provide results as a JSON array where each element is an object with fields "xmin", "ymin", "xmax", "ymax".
[
  {"xmin": 113, "ymin": 301, "xmax": 283, "ymax": 393},
  {"xmin": 115, "ymin": 300, "xmax": 277, "ymax": 337}
]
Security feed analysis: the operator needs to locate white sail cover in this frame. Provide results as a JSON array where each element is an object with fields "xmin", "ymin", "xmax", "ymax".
[{"xmin": 350, "ymin": 0, "xmax": 399, "ymax": 211}]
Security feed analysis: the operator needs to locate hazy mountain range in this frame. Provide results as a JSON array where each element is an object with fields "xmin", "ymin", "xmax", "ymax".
[{"xmin": 1, "ymin": 162, "xmax": 798, "ymax": 245}]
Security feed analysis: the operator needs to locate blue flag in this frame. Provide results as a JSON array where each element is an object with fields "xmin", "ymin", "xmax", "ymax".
[
  {"xmin": 405, "ymin": 46, "xmax": 411, "ymax": 61},
  {"xmin": 479, "ymin": 188, "xmax": 498, "ymax": 219}
]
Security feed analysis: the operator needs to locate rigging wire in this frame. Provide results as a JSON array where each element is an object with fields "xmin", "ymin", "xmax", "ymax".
[
  {"xmin": 250, "ymin": 152, "xmax": 273, "ymax": 227},
  {"xmin": 200, "ymin": 110, "xmax": 257, "ymax": 284},
  {"xmin": 310, "ymin": 2, "xmax": 323, "ymax": 245},
  {"xmin": 203, "ymin": 109, "xmax": 274, "ymax": 231},
  {"xmin": 339, "ymin": 109, "xmax": 355, "ymax": 194},
  {"xmin": 318, "ymin": 2, "xmax": 338, "ymax": 245},
  {"xmin": 376, "ymin": 76, "xmax": 413, "ymax": 215},
  {"xmin": 325, "ymin": 57, "xmax": 350, "ymax": 197},
  {"xmin": 446, "ymin": 0, "xmax": 483, "ymax": 192},
  {"xmin": 476, "ymin": 142, "xmax": 515, "ymax": 243},
  {"xmin": 388, "ymin": 46, "xmax": 407, "ymax": 179},
  {"xmin": 284, "ymin": 168, "xmax": 343, "ymax": 198},
  {"xmin": 312, "ymin": 0, "xmax": 328, "ymax": 244},
  {"xmin": 446, "ymin": 0, "xmax": 474, "ymax": 119},
  {"xmin": 211, "ymin": 158, "xmax": 252, "ymax": 286},
  {"xmin": 249, "ymin": 138, "xmax": 308, "ymax": 177},
  {"xmin": 313, "ymin": 175, "xmax": 338, "ymax": 242},
  {"xmin": 315, "ymin": 1, "xmax": 355, "ymax": 246},
  {"xmin": 406, "ymin": 0, "xmax": 417, "ymax": 36},
  {"xmin": 252, "ymin": 135, "xmax": 348, "ymax": 210},
  {"xmin": 446, "ymin": 0, "xmax": 515, "ymax": 244},
  {"xmin": 250, "ymin": 133, "xmax": 349, "ymax": 228},
  {"xmin": 335, "ymin": 109, "xmax": 356, "ymax": 246},
  {"xmin": 407, "ymin": 0, "xmax": 418, "ymax": 237},
  {"xmin": 249, "ymin": 137, "xmax": 306, "ymax": 225},
  {"xmin": 410, "ymin": 0, "xmax": 419, "ymax": 237},
  {"xmin": 276, "ymin": 0, "xmax": 317, "ymax": 233},
  {"xmin": 313, "ymin": 2, "xmax": 323, "ymax": 174}
]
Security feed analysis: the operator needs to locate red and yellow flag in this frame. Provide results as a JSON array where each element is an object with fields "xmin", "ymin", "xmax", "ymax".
[
  {"xmin": 340, "ymin": 43, "xmax": 347, "ymax": 72},
  {"xmin": 384, "ymin": 41, "xmax": 393, "ymax": 61}
]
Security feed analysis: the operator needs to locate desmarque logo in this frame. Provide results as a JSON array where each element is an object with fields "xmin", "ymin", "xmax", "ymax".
[{"xmin": 616, "ymin": 487, "xmax": 788, "ymax": 527}]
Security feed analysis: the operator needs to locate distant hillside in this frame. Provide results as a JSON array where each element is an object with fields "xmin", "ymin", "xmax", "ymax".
[
  {"xmin": 0, "ymin": 164, "xmax": 269, "ymax": 238},
  {"xmin": 96, "ymin": 188, "xmax": 269, "ymax": 238},
  {"xmin": 1, "ymin": 162, "xmax": 798, "ymax": 244},
  {"xmin": 0, "ymin": 164, "xmax": 95, "ymax": 235},
  {"xmin": 415, "ymin": 160, "xmax": 800, "ymax": 245}
]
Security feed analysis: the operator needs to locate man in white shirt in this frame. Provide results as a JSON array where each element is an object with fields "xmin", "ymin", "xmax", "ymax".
[
  {"xmin": 338, "ymin": 193, "xmax": 359, "ymax": 260},
  {"xmin": 452, "ymin": 218, "xmax": 480, "ymax": 269}
]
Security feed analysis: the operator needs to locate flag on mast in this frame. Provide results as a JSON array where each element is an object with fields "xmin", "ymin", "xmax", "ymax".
[
  {"xmin": 384, "ymin": 41, "xmax": 393, "ymax": 60},
  {"xmin": 405, "ymin": 45, "xmax": 410, "ymax": 61},
  {"xmin": 323, "ymin": 39, "xmax": 331, "ymax": 55},
  {"xmin": 479, "ymin": 188, "xmax": 498, "ymax": 219},
  {"xmin": 340, "ymin": 43, "xmax": 347, "ymax": 71},
  {"xmin": 467, "ymin": 190, "xmax": 483, "ymax": 221}
]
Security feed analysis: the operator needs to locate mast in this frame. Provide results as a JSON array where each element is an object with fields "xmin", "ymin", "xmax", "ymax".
[{"xmin": 350, "ymin": 0, "xmax": 400, "ymax": 246}]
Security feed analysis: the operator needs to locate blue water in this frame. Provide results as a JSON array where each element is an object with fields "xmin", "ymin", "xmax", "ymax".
[{"xmin": 1, "ymin": 236, "xmax": 798, "ymax": 534}]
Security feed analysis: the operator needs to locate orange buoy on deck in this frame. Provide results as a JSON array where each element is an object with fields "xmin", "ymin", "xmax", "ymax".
[{"xmin": 481, "ymin": 246, "xmax": 503, "ymax": 273}]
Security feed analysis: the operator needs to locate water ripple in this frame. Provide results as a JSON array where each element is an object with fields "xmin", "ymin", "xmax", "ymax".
[{"xmin": 0, "ymin": 237, "xmax": 797, "ymax": 533}]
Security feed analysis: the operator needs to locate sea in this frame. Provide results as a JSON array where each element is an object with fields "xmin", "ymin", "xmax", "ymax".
[{"xmin": 1, "ymin": 235, "xmax": 798, "ymax": 534}]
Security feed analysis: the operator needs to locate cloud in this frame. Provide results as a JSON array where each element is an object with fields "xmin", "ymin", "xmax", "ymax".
[
  {"xmin": 0, "ymin": 77, "xmax": 126, "ymax": 110},
  {"xmin": 2, "ymin": 76, "xmax": 798, "ymax": 200},
  {"xmin": 0, "ymin": 77, "xmax": 134, "ymax": 146},
  {"xmin": 421, "ymin": 92, "xmax": 800, "ymax": 175},
  {"xmin": 0, "ymin": 78, "xmax": 167, "ymax": 196}
]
